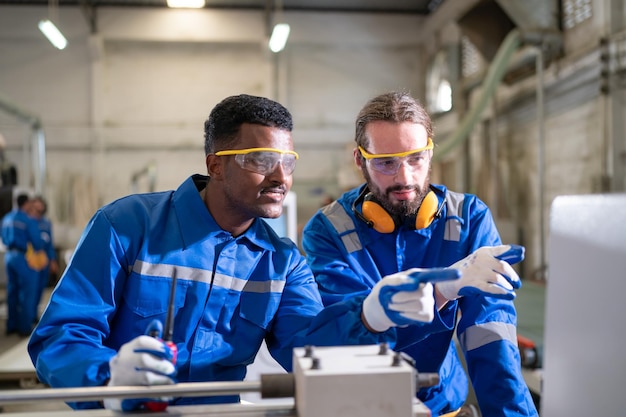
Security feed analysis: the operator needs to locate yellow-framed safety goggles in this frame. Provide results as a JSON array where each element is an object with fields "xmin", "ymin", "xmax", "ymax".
[
  {"xmin": 358, "ymin": 138, "xmax": 433, "ymax": 175},
  {"xmin": 215, "ymin": 147, "xmax": 299, "ymax": 176}
]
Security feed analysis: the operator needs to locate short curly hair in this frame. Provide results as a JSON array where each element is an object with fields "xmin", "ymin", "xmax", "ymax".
[{"xmin": 204, "ymin": 94, "xmax": 293, "ymax": 155}]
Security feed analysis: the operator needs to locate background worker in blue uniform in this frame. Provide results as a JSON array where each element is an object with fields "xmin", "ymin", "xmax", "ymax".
[
  {"xmin": 28, "ymin": 94, "xmax": 458, "ymax": 412},
  {"xmin": 29, "ymin": 196, "xmax": 59, "ymax": 322},
  {"xmin": 302, "ymin": 91, "xmax": 538, "ymax": 417},
  {"xmin": 1, "ymin": 193, "xmax": 46, "ymax": 336}
]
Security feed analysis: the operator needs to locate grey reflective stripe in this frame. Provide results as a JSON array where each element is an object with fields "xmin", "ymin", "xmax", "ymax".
[
  {"xmin": 444, "ymin": 191, "xmax": 464, "ymax": 242},
  {"xmin": 459, "ymin": 322, "xmax": 518, "ymax": 351},
  {"xmin": 321, "ymin": 201, "xmax": 363, "ymax": 253},
  {"xmin": 13, "ymin": 220, "xmax": 27, "ymax": 230},
  {"xmin": 214, "ymin": 273, "xmax": 286, "ymax": 293},
  {"xmin": 133, "ymin": 260, "xmax": 212, "ymax": 283},
  {"xmin": 132, "ymin": 260, "xmax": 285, "ymax": 294}
]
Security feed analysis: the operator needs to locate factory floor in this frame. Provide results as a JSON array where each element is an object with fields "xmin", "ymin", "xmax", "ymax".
[
  {"xmin": 0, "ymin": 286, "xmax": 71, "ymax": 413},
  {"xmin": 0, "ymin": 280, "xmax": 547, "ymax": 415}
]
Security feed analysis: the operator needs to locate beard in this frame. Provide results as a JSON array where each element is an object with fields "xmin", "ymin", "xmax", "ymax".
[{"xmin": 362, "ymin": 166, "xmax": 431, "ymax": 219}]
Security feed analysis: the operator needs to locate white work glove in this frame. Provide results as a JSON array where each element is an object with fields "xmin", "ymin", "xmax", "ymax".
[
  {"xmin": 437, "ymin": 244, "xmax": 524, "ymax": 301},
  {"xmin": 363, "ymin": 268, "xmax": 461, "ymax": 332},
  {"xmin": 103, "ymin": 334, "xmax": 176, "ymax": 411}
]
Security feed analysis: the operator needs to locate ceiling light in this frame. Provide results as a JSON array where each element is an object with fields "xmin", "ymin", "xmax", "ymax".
[
  {"xmin": 167, "ymin": 0, "xmax": 205, "ymax": 8},
  {"xmin": 269, "ymin": 23, "xmax": 290, "ymax": 53},
  {"xmin": 38, "ymin": 19, "xmax": 67, "ymax": 50}
]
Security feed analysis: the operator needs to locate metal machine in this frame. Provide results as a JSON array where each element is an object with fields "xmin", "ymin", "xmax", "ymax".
[{"xmin": 0, "ymin": 344, "xmax": 436, "ymax": 417}]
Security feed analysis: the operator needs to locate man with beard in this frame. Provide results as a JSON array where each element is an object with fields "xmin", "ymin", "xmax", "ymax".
[{"xmin": 302, "ymin": 91, "xmax": 538, "ymax": 417}]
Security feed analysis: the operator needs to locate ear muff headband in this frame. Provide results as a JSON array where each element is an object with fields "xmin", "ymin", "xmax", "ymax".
[{"xmin": 354, "ymin": 187, "xmax": 442, "ymax": 233}]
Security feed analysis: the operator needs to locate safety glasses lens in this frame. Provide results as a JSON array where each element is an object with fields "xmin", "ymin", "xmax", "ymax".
[
  {"xmin": 236, "ymin": 152, "xmax": 297, "ymax": 175},
  {"xmin": 369, "ymin": 158, "xmax": 400, "ymax": 175},
  {"xmin": 368, "ymin": 154, "xmax": 428, "ymax": 175}
]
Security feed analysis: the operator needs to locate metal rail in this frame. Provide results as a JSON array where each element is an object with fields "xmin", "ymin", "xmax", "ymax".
[{"xmin": 0, "ymin": 380, "xmax": 262, "ymax": 405}]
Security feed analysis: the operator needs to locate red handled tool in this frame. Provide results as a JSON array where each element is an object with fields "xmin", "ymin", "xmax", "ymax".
[
  {"xmin": 162, "ymin": 271, "xmax": 179, "ymax": 363},
  {"xmin": 144, "ymin": 271, "xmax": 179, "ymax": 412},
  {"xmin": 517, "ymin": 334, "xmax": 539, "ymax": 369}
]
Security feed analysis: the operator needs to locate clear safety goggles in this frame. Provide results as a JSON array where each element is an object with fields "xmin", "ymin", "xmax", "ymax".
[
  {"xmin": 215, "ymin": 147, "xmax": 299, "ymax": 176},
  {"xmin": 358, "ymin": 138, "xmax": 433, "ymax": 175}
]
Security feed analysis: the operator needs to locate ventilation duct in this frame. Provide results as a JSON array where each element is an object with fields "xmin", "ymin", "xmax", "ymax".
[{"xmin": 458, "ymin": 0, "xmax": 562, "ymax": 83}]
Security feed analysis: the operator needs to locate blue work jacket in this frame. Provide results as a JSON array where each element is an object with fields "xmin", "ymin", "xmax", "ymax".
[
  {"xmin": 2, "ymin": 208, "xmax": 45, "ymax": 252},
  {"xmin": 28, "ymin": 175, "xmax": 389, "ymax": 409},
  {"xmin": 302, "ymin": 184, "xmax": 538, "ymax": 417}
]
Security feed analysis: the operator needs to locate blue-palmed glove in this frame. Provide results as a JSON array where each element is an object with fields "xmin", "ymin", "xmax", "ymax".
[
  {"xmin": 437, "ymin": 244, "xmax": 525, "ymax": 301},
  {"xmin": 103, "ymin": 321, "xmax": 177, "ymax": 412},
  {"xmin": 363, "ymin": 268, "xmax": 461, "ymax": 333}
]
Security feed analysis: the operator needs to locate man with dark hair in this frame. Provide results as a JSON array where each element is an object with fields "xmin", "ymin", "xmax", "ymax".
[
  {"xmin": 2, "ymin": 193, "xmax": 45, "ymax": 336},
  {"xmin": 29, "ymin": 94, "xmax": 456, "ymax": 412},
  {"xmin": 302, "ymin": 91, "xmax": 538, "ymax": 417}
]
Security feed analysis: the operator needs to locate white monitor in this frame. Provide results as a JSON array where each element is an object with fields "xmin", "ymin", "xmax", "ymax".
[
  {"xmin": 262, "ymin": 191, "xmax": 298, "ymax": 246},
  {"xmin": 542, "ymin": 194, "xmax": 626, "ymax": 416}
]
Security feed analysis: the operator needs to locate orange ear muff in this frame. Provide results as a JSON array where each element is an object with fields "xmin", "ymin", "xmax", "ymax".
[
  {"xmin": 414, "ymin": 191, "xmax": 438, "ymax": 229},
  {"xmin": 362, "ymin": 195, "xmax": 396, "ymax": 234},
  {"xmin": 357, "ymin": 190, "xmax": 441, "ymax": 233}
]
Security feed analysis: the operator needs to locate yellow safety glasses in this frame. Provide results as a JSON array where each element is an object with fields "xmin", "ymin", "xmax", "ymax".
[
  {"xmin": 358, "ymin": 138, "xmax": 433, "ymax": 175},
  {"xmin": 215, "ymin": 147, "xmax": 299, "ymax": 176}
]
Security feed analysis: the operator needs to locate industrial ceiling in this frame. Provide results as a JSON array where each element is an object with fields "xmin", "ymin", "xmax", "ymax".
[{"xmin": 0, "ymin": 0, "xmax": 445, "ymax": 14}]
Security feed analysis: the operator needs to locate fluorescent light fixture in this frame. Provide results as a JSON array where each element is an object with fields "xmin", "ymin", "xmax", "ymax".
[
  {"xmin": 38, "ymin": 19, "xmax": 67, "ymax": 50},
  {"xmin": 269, "ymin": 23, "xmax": 290, "ymax": 53},
  {"xmin": 167, "ymin": 0, "xmax": 205, "ymax": 8}
]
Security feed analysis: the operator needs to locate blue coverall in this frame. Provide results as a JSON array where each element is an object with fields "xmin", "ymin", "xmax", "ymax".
[
  {"xmin": 28, "ymin": 175, "xmax": 395, "ymax": 409},
  {"xmin": 302, "ymin": 184, "xmax": 538, "ymax": 417},
  {"xmin": 2, "ymin": 207, "xmax": 46, "ymax": 335}
]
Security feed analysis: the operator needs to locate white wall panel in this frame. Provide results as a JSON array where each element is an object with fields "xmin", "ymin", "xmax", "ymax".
[
  {"xmin": 93, "ymin": 40, "xmax": 269, "ymax": 205},
  {"xmin": 101, "ymin": 41, "xmax": 269, "ymax": 133},
  {"xmin": 0, "ymin": 16, "xmax": 91, "ymax": 126},
  {"xmin": 493, "ymin": 74, "xmax": 602, "ymax": 279}
]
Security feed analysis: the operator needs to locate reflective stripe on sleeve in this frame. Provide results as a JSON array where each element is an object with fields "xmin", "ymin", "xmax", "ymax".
[
  {"xmin": 132, "ymin": 260, "xmax": 285, "ymax": 294},
  {"xmin": 443, "ymin": 191, "xmax": 464, "ymax": 242},
  {"xmin": 458, "ymin": 321, "xmax": 518, "ymax": 351},
  {"xmin": 321, "ymin": 201, "xmax": 363, "ymax": 253}
]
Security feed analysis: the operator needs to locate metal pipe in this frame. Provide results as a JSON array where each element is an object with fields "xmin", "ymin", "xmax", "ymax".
[
  {"xmin": 535, "ymin": 45, "xmax": 546, "ymax": 280},
  {"xmin": 434, "ymin": 29, "xmax": 522, "ymax": 161},
  {"xmin": 0, "ymin": 92, "xmax": 47, "ymax": 195},
  {"xmin": 33, "ymin": 127, "xmax": 47, "ymax": 195},
  {"xmin": 130, "ymin": 161, "xmax": 157, "ymax": 194},
  {"xmin": 0, "ymin": 380, "xmax": 262, "ymax": 405},
  {"xmin": 489, "ymin": 99, "xmax": 498, "ymax": 219}
]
